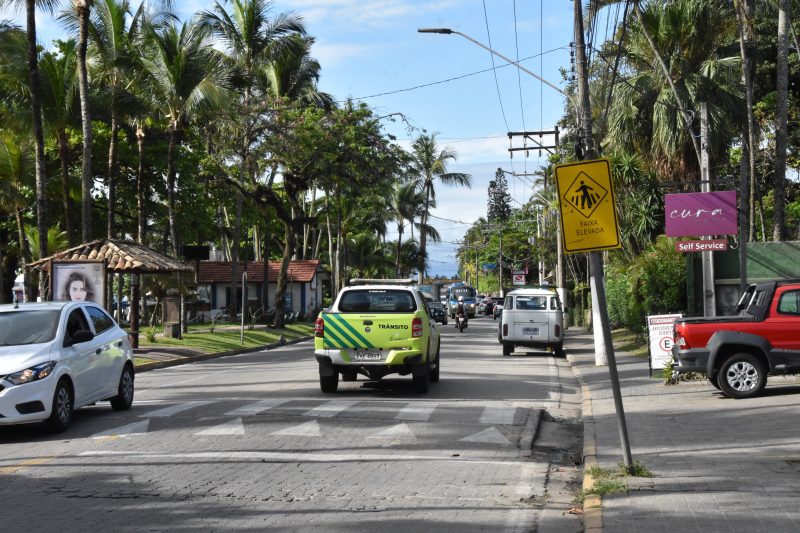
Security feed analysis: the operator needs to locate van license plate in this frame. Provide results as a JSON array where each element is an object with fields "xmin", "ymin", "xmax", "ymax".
[
  {"xmin": 523, "ymin": 328, "xmax": 540, "ymax": 336},
  {"xmin": 354, "ymin": 350, "xmax": 381, "ymax": 361}
]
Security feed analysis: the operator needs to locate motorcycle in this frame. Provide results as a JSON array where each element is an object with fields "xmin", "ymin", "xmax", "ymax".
[{"xmin": 456, "ymin": 313, "xmax": 467, "ymax": 333}]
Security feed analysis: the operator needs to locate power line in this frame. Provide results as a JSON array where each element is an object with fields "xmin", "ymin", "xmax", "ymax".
[{"xmin": 482, "ymin": 0, "xmax": 511, "ymax": 132}]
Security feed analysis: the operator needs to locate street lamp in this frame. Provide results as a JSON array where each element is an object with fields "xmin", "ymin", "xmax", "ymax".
[{"xmin": 417, "ymin": 28, "xmax": 580, "ymax": 117}]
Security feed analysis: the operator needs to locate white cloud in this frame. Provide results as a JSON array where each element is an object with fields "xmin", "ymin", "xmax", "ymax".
[
  {"xmin": 312, "ymin": 42, "xmax": 376, "ymax": 67},
  {"xmin": 285, "ymin": 0, "xmax": 457, "ymax": 28}
]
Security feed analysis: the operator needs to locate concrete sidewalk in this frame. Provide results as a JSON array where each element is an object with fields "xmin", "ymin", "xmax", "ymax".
[{"xmin": 565, "ymin": 327, "xmax": 800, "ymax": 532}]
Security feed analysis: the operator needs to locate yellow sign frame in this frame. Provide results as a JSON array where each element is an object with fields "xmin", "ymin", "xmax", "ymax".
[{"xmin": 555, "ymin": 158, "xmax": 621, "ymax": 253}]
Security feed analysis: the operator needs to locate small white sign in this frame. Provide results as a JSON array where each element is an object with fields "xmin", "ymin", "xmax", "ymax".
[
  {"xmin": 512, "ymin": 274, "xmax": 525, "ymax": 285},
  {"xmin": 647, "ymin": 313, "xmax": 682, "ymax": 375}
]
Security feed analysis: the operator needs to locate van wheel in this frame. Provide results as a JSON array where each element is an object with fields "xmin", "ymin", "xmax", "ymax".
[
  {"xmin": 320, "ymin": 373, "xmax": 339, "ymax": 393},
  {"xmin": 718, "ymin": 353, "xmax": 766, "ymax": 399},
  {"xmin": 502, "ymin": 343, "xmax": 513, "ymax": 356},
  {"xmin": 554, "ymin": 343, "xmax": 566, "ymax": 358}
]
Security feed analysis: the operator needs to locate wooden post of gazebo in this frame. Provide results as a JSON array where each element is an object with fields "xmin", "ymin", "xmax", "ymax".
[{"xmin": 130, "ymin": 272, "xmax": 140, "ymax": 348}]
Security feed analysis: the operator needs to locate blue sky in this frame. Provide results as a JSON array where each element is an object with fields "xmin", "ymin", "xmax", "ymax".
[{"xmin": 2, "ymin": 0, "xmax": 577, "ymax": 277}]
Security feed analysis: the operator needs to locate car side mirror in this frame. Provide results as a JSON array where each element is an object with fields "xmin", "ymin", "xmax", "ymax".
[{"xmin": 67, "ymin": 329, "xmax": 94, "ymax": 346}]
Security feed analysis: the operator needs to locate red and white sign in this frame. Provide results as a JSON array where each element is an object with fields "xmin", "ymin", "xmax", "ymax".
[
  {"xmin": 512, "ymin": 274, "xmax": 525, "ymax": 285},
  {"xmin": 647, "ymin": 313, "xmax": 682, "ymax": 376},
  {"xmin": 675, "ymin": 239, "xmax": 728, "ymax": 253}
]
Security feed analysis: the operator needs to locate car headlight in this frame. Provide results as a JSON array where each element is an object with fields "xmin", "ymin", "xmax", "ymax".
[{"xmin": 4, "ymin": 362, "xmax": 56, "ymax": 386}]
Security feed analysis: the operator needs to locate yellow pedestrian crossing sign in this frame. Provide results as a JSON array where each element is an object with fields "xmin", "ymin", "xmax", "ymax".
[{"xmin": 555, "ymin": 159, "xmax": 621, "ymax": 253}]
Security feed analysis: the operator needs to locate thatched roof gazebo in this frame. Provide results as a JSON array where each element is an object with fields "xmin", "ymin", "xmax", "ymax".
[{"xmin": 28, "ymin": 239, "xmax": 193, "ymax": 347}]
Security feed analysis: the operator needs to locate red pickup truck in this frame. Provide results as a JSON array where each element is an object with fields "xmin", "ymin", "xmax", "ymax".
[{"xmin": 672, "ymin": 280, "xmax": 800, "ymax": 398}]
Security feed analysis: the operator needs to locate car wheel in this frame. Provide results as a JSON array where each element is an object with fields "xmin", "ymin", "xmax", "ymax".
[
  {"xmin": 47, "ymin": 379, "xmax": 73, "ymax": 433},
  {"xmin": 718, "ymin": 353, "xmax": 767, "ymax": 399},
  {"xmin": 502, "ymin": 343, "xmax": 513, "ymax": 356},
  {"xmin": 708, "ymin": 374, "xmax": 721, "ymax": 390},
  {"xmin": 429, "ymin": 342, "xmax": 440, "ymax": 383},
  {"xmin": 320, "ymin": 372, "xmax": 339, "ymax": 393},
  {"xmin": 110, "ymin": 364, "xmax": 135, "ymax": 411}
]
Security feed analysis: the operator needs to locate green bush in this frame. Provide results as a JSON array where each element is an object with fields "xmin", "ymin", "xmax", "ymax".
[{"xmin": 605, "ymin": 236, "xmax": 687, "ymax": 334}]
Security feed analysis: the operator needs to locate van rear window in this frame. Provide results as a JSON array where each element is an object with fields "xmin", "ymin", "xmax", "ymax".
[
  {"xmin": 339, "ymin": 290, "xmax": 417, "ymax": 313},
  {"xmin": 515, "ymin": 296, "xmax": 548, "ymax": 310}
]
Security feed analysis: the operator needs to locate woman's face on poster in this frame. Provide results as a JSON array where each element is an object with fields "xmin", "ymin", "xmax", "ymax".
[{"xmin": 69, "ymin": 279, "xmax": 88, "ymax": 301}]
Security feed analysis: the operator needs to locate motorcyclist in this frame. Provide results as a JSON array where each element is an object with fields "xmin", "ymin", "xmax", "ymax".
[{"xmin": 455, "ymin": 296, "xmax": 468, "ymax": 328}]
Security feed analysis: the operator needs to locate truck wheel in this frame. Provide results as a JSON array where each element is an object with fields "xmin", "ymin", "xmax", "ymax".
[
  {"xmin": 718, "ymin": 353, "xmax": 766, "ymax": 399},
  {"xmin": 502, "ymin": 343, "xmax": 513, "ymax": 356},
  {"xmin": 413, "ymin": 364, "xmax": 430, "ymax": 394},
  {"xmin": 320, "ymin": 373, "xmax": 339, "ymax": 393}
]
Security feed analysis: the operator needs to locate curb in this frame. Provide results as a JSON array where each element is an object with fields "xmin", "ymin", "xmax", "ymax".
[
  {"xmin": 566, "ymin": 352, "xmax": 603, "ymax": 532},
  {"xmin": 134, "ymin": 336, "xmax": 314, "ymax": 373}
]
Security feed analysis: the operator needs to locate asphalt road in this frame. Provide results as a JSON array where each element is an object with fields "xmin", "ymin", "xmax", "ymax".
[{"xmin": 0, "ymin": 316, "xmax": 583, "ymax": 532}]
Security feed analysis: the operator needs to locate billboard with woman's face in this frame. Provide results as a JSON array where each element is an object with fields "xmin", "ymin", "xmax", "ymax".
[{"xmin": 51, "ymin": 260, "xmax": 106, "ymax": 305}]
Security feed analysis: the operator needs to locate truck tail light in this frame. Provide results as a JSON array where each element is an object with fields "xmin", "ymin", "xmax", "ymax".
[
  {"xmin": 502, "ymin": 324, "xmax": 508, "ymax": 336},
  {"xmin": 555, "ymin": 324, "xmax": 561, "ymax": 337},
  {"xmin": 412, "ymin": 317, "xmax": 423, "ymax": 338},
  {"xmin": 315, "ymin": 317, "xmax": 324, "ymax": 338}
]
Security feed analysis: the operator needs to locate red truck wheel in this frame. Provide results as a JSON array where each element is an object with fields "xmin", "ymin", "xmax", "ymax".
[{"xmin": 717, "ymin": 353, "xmax": 767, "ymax": 399}]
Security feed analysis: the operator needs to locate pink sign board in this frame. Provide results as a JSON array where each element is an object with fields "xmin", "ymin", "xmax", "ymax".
[{"xmin": 664, "ymin": 191, "xmax": 737, "ymax": 237}]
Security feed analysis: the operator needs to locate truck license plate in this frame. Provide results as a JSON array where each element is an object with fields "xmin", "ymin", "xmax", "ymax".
[
  {"xmin": 353, "ymin": 350, "xmax": 382, "ymax": 361},
  {"xmin": 523, "ymin": 328, "xmax": 540, "ymax": 336}
]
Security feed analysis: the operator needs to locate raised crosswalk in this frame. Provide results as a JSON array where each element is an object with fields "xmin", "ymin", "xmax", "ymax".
[{"xmin": 90, "ymin": 398, "xmax": 535, "ymax": 445}]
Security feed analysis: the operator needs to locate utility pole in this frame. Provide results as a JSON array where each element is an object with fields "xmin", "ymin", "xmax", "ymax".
[
  {"xmin": 498, "ymin": 230, "xmax": 504, "ymax": 297},
  {"xmin": 700, "ymin": 103, "xmax": 716, "ymax": 317},
  {"xmin": 574, "ymin": 0, "xmax": 632, "ymax": 469}
]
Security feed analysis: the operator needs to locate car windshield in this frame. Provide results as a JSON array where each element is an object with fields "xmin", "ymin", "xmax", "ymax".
[
  {"xmin": 0, "ymin": 310, "xmax": 60, "ymax": 346},
  {"xmin": 339, "ymin": 290, "xmax": 417, "ymax": 313}
]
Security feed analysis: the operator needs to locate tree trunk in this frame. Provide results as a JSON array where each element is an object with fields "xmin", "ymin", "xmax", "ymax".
[
  {"xmin": 58, "ymin": 130, "xmax": 75, "ymax": 246},
  {"xmin": 26, "ymin": 0, "xmax": 47, "ymax": 297},
  {"xmin": 136, "ymin": 125, "xmax": 146, "ymax": 243},
  {"xmin": 166, "ymin": 126, "xmax": 180, "ymax": 255},
  {"xmin": 417, "ymin": 181, "xmax": 431, "ymax": 283},
  {"xmin": 77, "ymin": 0, "xmax": 93, "ymax": 243},
  {"xmin": 774, "ymin": 0, "xmax": 790, "ymax": 241},
  {"xmin": 274, "ymin": 221, "xmax": 295, "ymax": 329},
  {"xmin": 735, "ymin": 0, "xmax": 756, "ymax": 243},
  {"xmin": 15, "ymin": 208, "xmax": 33, "ymax": 302},
  {"xmin": 326, "ymin": 211, "xmax": 335, "ymax": 293},
  {"xmin": 396, "ymin": 223, "xmax": 404, "ymax": 276},
  {"xmin": 107, "ymin": 106, "xmax": 120, "ymax": 239}
]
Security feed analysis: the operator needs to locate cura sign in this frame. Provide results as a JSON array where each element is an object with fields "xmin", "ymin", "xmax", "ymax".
[{"xmin": 664, "ymin": 191, "xmax": 737, "ymax": 237}]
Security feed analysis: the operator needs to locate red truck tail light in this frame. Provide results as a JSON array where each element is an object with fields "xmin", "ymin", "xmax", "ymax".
[
  {"xmin": 412, "ymin": 317, "xmax": 423, "ymax": 338},
  {"xmin": 315, "ymin": 317, "xmax": 324, "ymax": 337},
  {"xmin": 502, "ymin": 324, "xmax": 508, "ymax": 336},
  {"xmin": 555, "ymin": 325, "xmax": 561, "ymax": 337}
]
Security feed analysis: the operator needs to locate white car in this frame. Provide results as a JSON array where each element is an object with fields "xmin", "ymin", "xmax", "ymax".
[{"xmin": 0, "ymin": 301, "xmax": 135, "ymax": 432}]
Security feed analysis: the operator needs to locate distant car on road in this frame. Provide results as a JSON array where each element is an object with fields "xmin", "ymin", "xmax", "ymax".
[
  {"xmin": 493, "ymin": 298, "xmax": 504, "ymax": 320},
  {"xmin": 427, "ymin": 301, "xmax": 448, "ymax": 325},
  {"xmin": 0, "ymin": 301, "xmax": 135, "ymax": 432}
]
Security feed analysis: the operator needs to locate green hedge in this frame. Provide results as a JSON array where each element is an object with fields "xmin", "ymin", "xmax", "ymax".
[{"xmin": 604, "ymin": 236, "xmax": 687, "ymax": 334}]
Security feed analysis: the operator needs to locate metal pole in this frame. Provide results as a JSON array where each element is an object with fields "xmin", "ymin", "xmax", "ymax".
[
  {"xmin": 574, "ymin": 0, "xmax": 632, "ymax": 469},
  {"xmin": 240, "ymin": 271, "xmax": 247, "ymax": 346}
]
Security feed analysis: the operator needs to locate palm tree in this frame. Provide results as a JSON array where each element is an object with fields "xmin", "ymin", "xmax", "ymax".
[
  {"xmin": 0, "ymin": 0, "xmax": 53, "ymax": 289},
  {"xmin": 140, "ymin": 20, "xmax": 227, "ymax": 255},
  {"xmin": 39, "ymin": 40, "xmax": 78, "ymax": 245},
  {"xmin": 0, "ymin": 130, "xmax": 34, "ymax": 300},
  {"xmin": 201, "ymin": 0, "xmax": 306, "ymax": 317},
  {"xmin": 409, "ymin": 133, "xmax": 471, "ymax": 283},
  {"xmin": 390, "ymin": 181, "xmax": 422, "ymax": 276},
  {"xmin": 773, "ymin": 0, "xmax": 790, "ymax": 241},
  {"xmin": 602, "ymin": 0, "xmax": 741, "ymax": 181}
]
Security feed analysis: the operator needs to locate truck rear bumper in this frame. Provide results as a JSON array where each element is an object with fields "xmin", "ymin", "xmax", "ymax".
[{"xmin": 672, "ymin": 347, "xmax": 710, "ymax": 373}]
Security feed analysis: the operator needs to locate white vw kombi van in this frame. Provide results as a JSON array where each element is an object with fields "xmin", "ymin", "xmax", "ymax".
[{"xmin": 498, "ymin": 288, "xmax": 565, "ymax": 356}]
